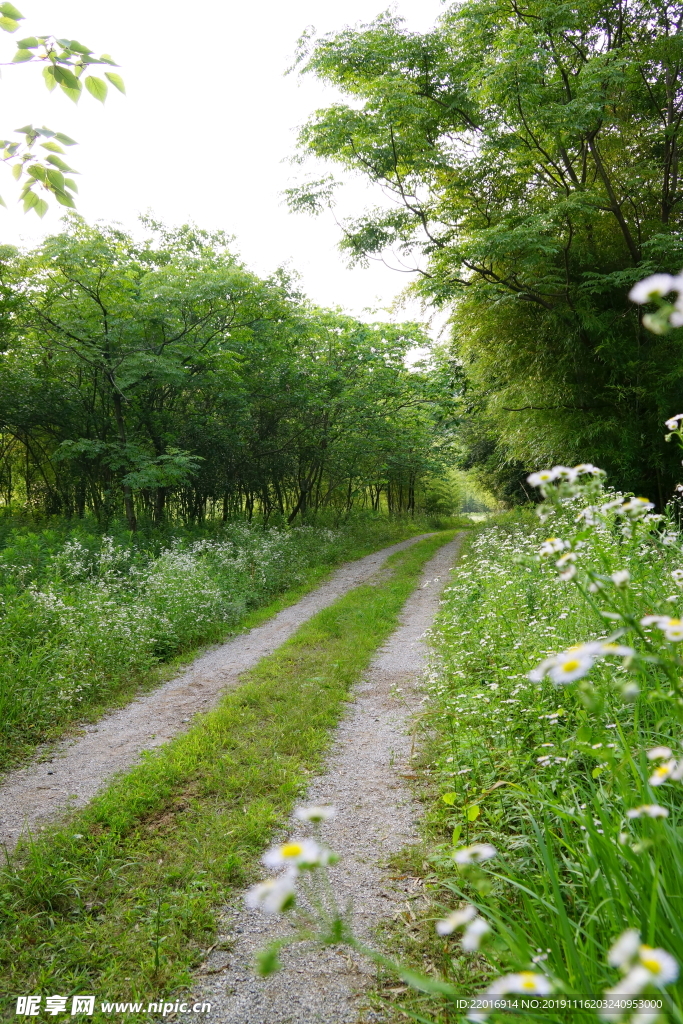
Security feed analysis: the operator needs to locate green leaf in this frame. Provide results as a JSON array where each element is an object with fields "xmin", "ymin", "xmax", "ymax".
[
  {"xmin": 0, "ymin": 16, "xmax": 19, "ymax": 31},
  {"xmin": 467, "ymin": 804, "xmax": 480, "ymax": 822},
  {"xmin": 54, "ymin": 133, "xmax": 77, "ymax": 146},
  {"xmin": 34, "ymin": 197, "xmax": 48, "ymax": 218},
  {"xmin": 63, "ymin": 178, "xmax": 78, "ymax": 194},
  {"xmin": 99, "ymin": 53, "xmax": 117, "ymax": 64},
  {"xmin": 0, "ymin": 194, "xmax": 6, "ymax": 208},
  {"xmin": 441, "ymin": 792, "xmax": 457, "ymax": 806},
  {"xmin": 451, "ymin": 823, "xmax": 462, "ymax": 844},
  {"xmin": 104, "ymin": 71, "xmax": 125, "ymax": 94},
  {"xmin": 68, "ymin": 39, "xmax": 92, "ymax": 55},
  {"xmin": 16, "ymin": 35, "xmax": 38, "ymax": 47},
  {"xmin": 46, "ymin": 168, "xmax": 65, "ymax": 191},
  {"xmin": 53, "ymin": 65, "xmax": 80, "ymax": 90},
  {"xmin": 22, "ymin": 189, "xmax": 39, "ymax": 212},
  {"xmin": 12, "ymin": 48, "xmax": 32, "ymax": 61},
  {"xmin": 42, "ymin": 65, "xmax": 57, "ymax": 91},
  {"xmin": 27, "ymin": 164, "xmax": 46, "ymax": 182},
  {"xmin": 11, "ymin": 163, "xmax": 21, "ymax": 181},
  {"xmin": 40, "ymin": 141, "xmax": 65, "ymax": 153},
  {"xmin": 14, "ymin": 124, "xmax": 33, "ymax": 134},
  {"xmin": 46, "ymin": 155, "xmax": 75, "ymax": 172},
  {"xmin": 576, "ymin": 725, "xmax": 592, "ymax": 743},
  {"xmin": 53, "ymin": 189, "xmax": 76, "ymax": 209},
  {"xmin": 591, "ymin": 765, "xmax": 604, "ymax": 779},
  {"xmin": 84, "ymin": 76, "xmax": 108, "ymax": 103},
  {"xmin": 0, "ymin": 3, "xmax": 23, "ymax": 18}
]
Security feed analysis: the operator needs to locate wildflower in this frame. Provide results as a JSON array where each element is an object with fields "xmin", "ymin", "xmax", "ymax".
[
  {"xmin": 539, "ymin": 537, "xmax": 567, "ymax": 556},
  {"xmin": 527, "ymin": 469, "xmax": 558, "ymax": 487},
  {"xmin": 488, "ymin": 972, "xmax": 553, "ymax": 995},
  {"xmin": 671, "ymin": 569, "xmax": 683, "ymax": 585},
  {"xmin": 626, "ymin": 805, "xmax": 669, "ymax": 819},
  {"xmin": 574, "ymin": 463, "xmax": 603, "ymax": 476},
  {"xmin": 555, "ymin": 551, "xmax": 576, "ymax": 568},
  {"xmin": 628, "ymin": 274, "xmax": 677, "ymax": 304},
  {"xmin": 620, "ymin": 497, "xmax": 655, "ymax": 517},
  {"xmin": 436, "ymin": 904, "xmax": 477, "ymax": 935},
  {"xmin": 461, "ymin": 916, "xmax": 491, "ymax": 952},
  {"xmin": 608, "ymin": 928, "xmax": 641, "ymax": 969},
  {"xmin": 245, "ymin": 875, "xmax": 296, "ymax": 914},
  {"xmin": 647, "ymin": 746, "xmax": 673, "ymax": 760},
  {"xmin": 559, "ymin": 563, "xmax": 577, "ymax": 581},
  {"xmin": 641, "ymin": 614, "xmax": 683, "ymax": 641},
  {"xmin": 649, "ymin": 760, "xmax": 678, "ymax": 786},
  {"xmin": 453, "ymin": 843, "xmax": 497, "ymax": 864},
  {"xmin": 294, "ymin": 804, "xmax": 336, "ymax": 822},
  {"xmin": 262, "ymin": 838, "xmax": 335, "ymax": 871},
  {"xmin": 665, "ymin": 414, "xmax": 683, "ymax": 432},
  {"xmin": 637, "ymin": 946, "xmax": 679, "ymax": 985},
  {"xmin": 611, "ymin": 570, "xmax": 630, "ymax": 587}
]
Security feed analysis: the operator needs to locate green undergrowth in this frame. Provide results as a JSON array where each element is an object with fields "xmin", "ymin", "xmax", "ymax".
[
  {"xmin": 0, "ymin": 516, "xmax": 448, "ymax": 772},
  {"xmin": 375, "ymin": 495, "xmax": 683, "ymax": 1023},
  {"xmin": 0, "ymin": 530, "xmax": 458, "ymax": 1021}
]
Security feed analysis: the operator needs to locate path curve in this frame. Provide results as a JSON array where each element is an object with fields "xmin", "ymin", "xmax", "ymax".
[
  {"xmin": 0, "ymin": 534, "xmax": 436, "ymax": 848},
  {"xmin": 184, "ymin": 534, "xmax": 464, "ymax": 1024}
]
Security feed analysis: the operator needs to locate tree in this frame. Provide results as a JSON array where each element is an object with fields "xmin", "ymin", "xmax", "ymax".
[
  {"xmin": 0, "ymin": 3, "xmax": 123, "ymax": 215},
  {"xmin": 291, "ymin": 0, "xmax": 683, "ymax": 502}
]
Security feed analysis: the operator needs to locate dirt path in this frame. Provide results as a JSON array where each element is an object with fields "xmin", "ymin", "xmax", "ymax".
[
  {"xmin": 184, "ymin": 534, "xmax": 463, "ymax": 1024},
  {"xmin": 0, "ymin": 534, "xmax": 436, "ymax": 849}
]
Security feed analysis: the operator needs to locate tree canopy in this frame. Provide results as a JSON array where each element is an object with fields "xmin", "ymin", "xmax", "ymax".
[
  {"xmin": 292, "ymin": 0, "xmax": 683, "ymax": 502},
  {"xmin": 0, "ymin": 218, "xmax": 454, "ymax": 528}
]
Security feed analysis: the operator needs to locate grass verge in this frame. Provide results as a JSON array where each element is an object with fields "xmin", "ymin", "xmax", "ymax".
[
  {"xmin": 0, "ymin": 520, "xmax": 447, "ymax": 774},
  {"xmin": 0, "ymin": 530, "xmax": 459, "ymax": 1021}
]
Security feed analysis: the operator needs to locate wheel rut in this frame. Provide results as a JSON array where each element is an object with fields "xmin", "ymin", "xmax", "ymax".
[{"xmin": 183, "ymin": 534, "xmax": 464, "ymax": 1024}]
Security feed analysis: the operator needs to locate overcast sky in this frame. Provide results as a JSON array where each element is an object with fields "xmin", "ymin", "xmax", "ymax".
[{"xmin": 0, "ymin": 0, "xmax": 445, "ymax": 320}]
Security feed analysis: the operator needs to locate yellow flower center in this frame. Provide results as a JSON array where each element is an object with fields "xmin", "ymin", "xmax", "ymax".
[
  {"xmin": 654, "ymin": 766, "xmax": 669, "ymax": 778},
  {"xmin": 640, "ymin": 949, "xmax": 661, "ymax": 974},
  {"xmin": 669, "ymin": 619, "xmax": 682, "ymax": 626},
  {"xmin": 519, "ymin": 973, "xmax": 537, "ymax": 990},
  {"xmin": 281, "ymin": 843, "xmax": 303, "ymax": 858},
  {"xmin": 561, "ymin": 659, "xmax": 581, "ymax": 673}
]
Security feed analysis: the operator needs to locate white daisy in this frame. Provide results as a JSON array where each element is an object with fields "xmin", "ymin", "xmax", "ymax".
[
  {"xmin": 638, "ymin": 945, "xmax": 679, "ymax": 986},
  {"xmin": 435, "ymin": 904, "xmax": 477, "ymax": 935},
  {"xmin": 262, "ymin": 838, "xmax": 334, "ymax": 870},
  {"xmin": 488, "ymin": 972, "xmax": 553, "ymax": 995},
  {"xmin": 294, "ymin": 804, "xmax": 336, "ymax": 823},
  {"xmin": 649, "ymin": 760, "xmax": 677, "ymax": 786},
  {"xmin": 629, "ymin": 274, "xmax": 677, "ymax": 304},
  {"xmin": 646, "ymin": 747, "xmax": 673, "ymax": 760},
  {"xmin": 608, "ymin": 928, "xmax": 641, "ymax": 970},
  {"xmin": 461, "ymin": 917, "xmax": 491, "ymax": 952},
  {"xmin": 245, "ymin": 875, "xmax": 296, "ymax": 914},
  {"xmin": 626, "ymin": 805, "xmax": 669, "ymax": 819},
  {"xmin": 453, "ymin": 843, "xmax": 497, "ymax": 864}
]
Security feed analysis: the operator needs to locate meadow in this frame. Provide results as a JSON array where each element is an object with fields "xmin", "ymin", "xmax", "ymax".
[{"xmin": 0, "ymin": 513, "xmax": 445, "ymax": 770}]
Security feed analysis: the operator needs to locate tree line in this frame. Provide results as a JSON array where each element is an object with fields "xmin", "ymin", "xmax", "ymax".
[{"xmin": 0, "ymin": 217, "xmax": 455, "ymax": 529}]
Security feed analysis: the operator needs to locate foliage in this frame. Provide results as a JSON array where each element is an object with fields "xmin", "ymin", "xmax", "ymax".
[
  {"xmin": 292, "ymin": 0, "xmax": 683, "ymax": 501},
  {"xmin": 0, "ymin": 533, "xmax": 455, "ymax": 1018},
  {"xmin": 0, "ymin": 513, "xmax": 442, "ymax": 769},
  {"xmin": 0, "ymin": 4, "xmax": 123, "ymax": 214},
  {"xmin": 397, "ymin": 468, "xmax": 683, "ymax": 1021},
  {"xmin": 0, "ymin": 217, "xmax": 457, "ymax": 530}
]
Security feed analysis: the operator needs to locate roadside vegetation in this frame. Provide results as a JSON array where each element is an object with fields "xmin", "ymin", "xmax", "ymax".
[
  {"xmin": 0, "ymin": 532, "xmax": 456, "ymax": 1019},
  {"xmin": 0, "ymin": 513, "xmax": 463, "ymax": 771},
  {"xmin": 381, "ymin": 465, "xmax": 683, "ymax": 1022}
]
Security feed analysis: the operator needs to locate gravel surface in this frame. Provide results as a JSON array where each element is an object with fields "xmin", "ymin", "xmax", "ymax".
[
  {"xmin": 184, "ymin": 534, "xmax": 464, "ymax": 1024},
  {"xmin": 0, "ymin": 534, "xmax": 436, "ymax": 848}
]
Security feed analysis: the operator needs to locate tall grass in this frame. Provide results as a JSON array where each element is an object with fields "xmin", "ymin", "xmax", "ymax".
[{"xmin": 403, "ymin": 472, "xmax": 683, "ymax": 1022}]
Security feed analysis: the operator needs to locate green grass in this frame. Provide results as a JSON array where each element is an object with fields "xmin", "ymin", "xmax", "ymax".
[
  {"xmin": 0, "ymin": 530, "xmax": 458, "ymax": 1021},
  {"xmin": 0, "ymin": 517, "xmax": 442, "ymax": 773},
  {"xmin": 374, "ymin": 493, "xmax": 683, "ymax": 1023}
]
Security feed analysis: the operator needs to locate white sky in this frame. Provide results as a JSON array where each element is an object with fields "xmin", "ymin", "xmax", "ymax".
[{"xmin": 0, "ymin": 0, "xmax": 445, "ymax": 321}]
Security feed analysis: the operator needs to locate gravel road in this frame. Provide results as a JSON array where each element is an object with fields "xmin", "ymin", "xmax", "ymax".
[
  {"xmin": 183, "ymin": 534, "xmax": 463, "ymax": 1024},
  {"xmin": 0, "ymin": 534, "xmax": 435, "ymax": 848}
]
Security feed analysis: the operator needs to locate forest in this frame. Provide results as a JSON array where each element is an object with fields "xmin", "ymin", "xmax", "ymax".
[{"xmin": 1, "ymin": 1, "xmax": 683, "ymax": 1023}]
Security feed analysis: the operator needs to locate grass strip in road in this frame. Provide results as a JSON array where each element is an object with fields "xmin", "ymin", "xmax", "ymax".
[{"xmin": 0, "ymin": 530, "xmax": 459, "ymax": 1021}]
